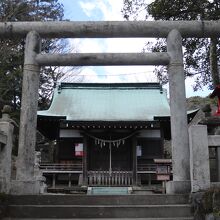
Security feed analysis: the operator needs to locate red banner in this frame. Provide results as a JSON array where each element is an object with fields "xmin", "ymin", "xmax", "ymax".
[{"xmin": 75, "ymin": 143, "xmax": 83, "ymax": 157}]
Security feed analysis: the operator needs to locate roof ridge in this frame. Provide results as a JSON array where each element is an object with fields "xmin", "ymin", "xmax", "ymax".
[{"xmin": 58, "ymin": 82, "xmax": 162, "ymax": 90}]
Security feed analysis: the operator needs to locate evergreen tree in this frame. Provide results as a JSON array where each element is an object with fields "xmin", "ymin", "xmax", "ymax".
[
  {"xmin": 0, "ymin": 0, "xmax": 79, "ymax": 112},
  {"xmin": 122, "ymin": 0, "xmax": 220, "ymax": 90}
]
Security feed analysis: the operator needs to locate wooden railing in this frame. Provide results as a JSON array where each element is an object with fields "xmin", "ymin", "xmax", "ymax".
[
  {"xmin": 88, "ymin": 171, "xmax": 133, "ymax": 186},
  {"xmin": 39, "ymin": 163, "xmax": 82, "ymax": 172},
  {"xmin": 137, "ymin": 163, "xmax": 173, "ymax": 173},
  {"xmin": 137, "ymin": 163, "xmax": 156, "ymax": 173},
  {"xmin": 39, "ymin": 163, "xmax": 83, "ymax": 188},
  {"xmin": 39, "ymin": 163, "xmax": 170, "ymax": 173},
  {"xmin": 39, "ymin": 163, "xmax": 172, "ymax": 188}
]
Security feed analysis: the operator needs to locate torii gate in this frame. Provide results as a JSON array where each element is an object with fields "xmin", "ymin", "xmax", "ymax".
[{"xmin": 1, "ymin": 21, "xmax": 220, "ymax": 194}]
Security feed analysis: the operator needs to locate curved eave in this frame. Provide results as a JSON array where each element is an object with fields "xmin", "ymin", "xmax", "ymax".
[
  {"xmin": 37, "ymin": 115, "xmax": 66, "ymax": 140},
  {"xmin": 154, "ymin": 109, "xmax": 200, "ymax": 140}
]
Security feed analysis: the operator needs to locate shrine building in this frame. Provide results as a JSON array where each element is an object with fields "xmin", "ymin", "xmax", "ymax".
[{"xmin": 37, "ymin": 82, "xmax": 195, "ymax": 188}]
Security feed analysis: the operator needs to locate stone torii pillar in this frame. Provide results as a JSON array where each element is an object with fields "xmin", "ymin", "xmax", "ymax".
[
  {"xmin": 166, "ymin": 29, "xmax": 191, "ymax": 193},
  {"xmin": 12, "ymin": 31, "xmax": 42, "ymax": 194}
]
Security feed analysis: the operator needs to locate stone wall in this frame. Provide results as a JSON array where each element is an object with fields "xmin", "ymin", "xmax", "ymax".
[{"xmin": 192, "ymin": 187, "xmax": 220, "ymax": 220}]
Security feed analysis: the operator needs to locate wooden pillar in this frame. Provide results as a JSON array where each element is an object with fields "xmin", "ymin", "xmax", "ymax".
[
  {"xmin": 68, "ymin": 173, "xmax": 71, "ymax": 187},
  {"xmin": 132, "ymin": 137, "xmax": 137, "ymax": 186},
  {"xmin": 82, "ymin": 136, "xmax": 88, "ymax": 186},
  {"xmin": 52, "ymin": 174, "xmax": 56, "ymax": 189}
]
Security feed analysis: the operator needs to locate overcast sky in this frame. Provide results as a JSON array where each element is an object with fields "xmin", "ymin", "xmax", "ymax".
[{"xmin": 59, "ymin": 0, "xmax": 210, "ymax": 97}]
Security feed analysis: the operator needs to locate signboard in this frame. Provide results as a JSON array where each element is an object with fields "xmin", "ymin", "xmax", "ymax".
[
  {"xmin": 75, "ymin": 143, "xmax": 83, "ymax": 157},
  {"xmin": 157, "ymin": 174, "xmax": 170, "ymax": 181},
  {"xmin": 154, "ymin": 159, "xmax": 172, "ymax": 182},
  {"xmin": 157, "ymin": 165, "xmax": 169, "ymax": 174},
  {"xmin": 136, "ymin": 145, "xmax": 142, "ymax": 157}
]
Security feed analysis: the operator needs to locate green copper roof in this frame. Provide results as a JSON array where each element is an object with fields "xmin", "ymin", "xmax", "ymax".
[{"xmin": 38, "ymin": 83, "xmax": 170, "ymax": 121}]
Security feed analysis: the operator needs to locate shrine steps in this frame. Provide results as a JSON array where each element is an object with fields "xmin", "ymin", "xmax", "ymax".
[
  {"xmin": 87, "ymin": 186, "xmax": 132, "ymax": 195},
  {"xmin": 4, "ymin": 194, "xmax": 194, "ymax": 219},
  {"xmin": 3, "ymin": 218, "xmax": 194, "ymax": 220}
]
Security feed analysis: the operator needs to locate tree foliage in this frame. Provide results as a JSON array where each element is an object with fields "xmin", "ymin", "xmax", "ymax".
[
  {"xmin": 186, "ymin": 96, "xmax": 216, "ymax": 110},
  {"xmin": 0, "ymin": 0, "xmax": 80, "ymax": 112},
  {"xmin": 122, "ymin": 0, "xmax": 220, "ymax": 90}
]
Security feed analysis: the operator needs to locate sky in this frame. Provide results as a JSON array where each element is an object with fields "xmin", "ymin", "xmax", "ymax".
[{"xmin": 58, "ymin": 0, "xmax": 210, "ymax": 97}]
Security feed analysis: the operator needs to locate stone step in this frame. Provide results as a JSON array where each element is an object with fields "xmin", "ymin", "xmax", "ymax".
[
  {"xmin": 6, "ymin": 204, "xmax": 193, "ymax": 218},
  {"xmin": 87, "ymin": 186, "xmax": 131, "ymax": 195},
  {"xmin": 5, "ymin": 194, "xmax": 194, "ymax": 219},
  {"xmin": 7, "ymin": 194, "xmax": 190, "ymax": 205},
  {"xmin": 3, "ymin": 218, "xmax": 195, "ymax": 220}
]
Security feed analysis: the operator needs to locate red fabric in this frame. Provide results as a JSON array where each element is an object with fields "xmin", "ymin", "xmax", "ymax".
[
  {"xmin": 210, "ymin": 85, "xmax": 220, "ymax": 116},
  {"xmin": 210, "ymin": 85, "xmax": 220, "ymax": 98}
]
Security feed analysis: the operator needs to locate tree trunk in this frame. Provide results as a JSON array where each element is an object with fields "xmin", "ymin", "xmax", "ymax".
[{"xmin": 210, "ymin": 37, "xmax": 219, "ymax": 87}]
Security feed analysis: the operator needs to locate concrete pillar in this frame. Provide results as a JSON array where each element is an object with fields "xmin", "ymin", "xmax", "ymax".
[
  {"xmin": 217, "ymin": 147, "xmax": 220, "ymax": 182},
  {"xmin": 13, "ymin": 31, "xmax": 41, "ymax": 194},
  {"xmin": 189, "ymin": 125, "xmax": 210, "ymax": 192},
  {"xmin": 166, "ymin": 29, "xmax": 190, "ymax": 194},
  {"xmin": 213, "ymin": 127, "xmax": 220, "ymax": 182},
  {"xmin": 0, "ymin": 106, "xmax": 14, "ymax": 193}
]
